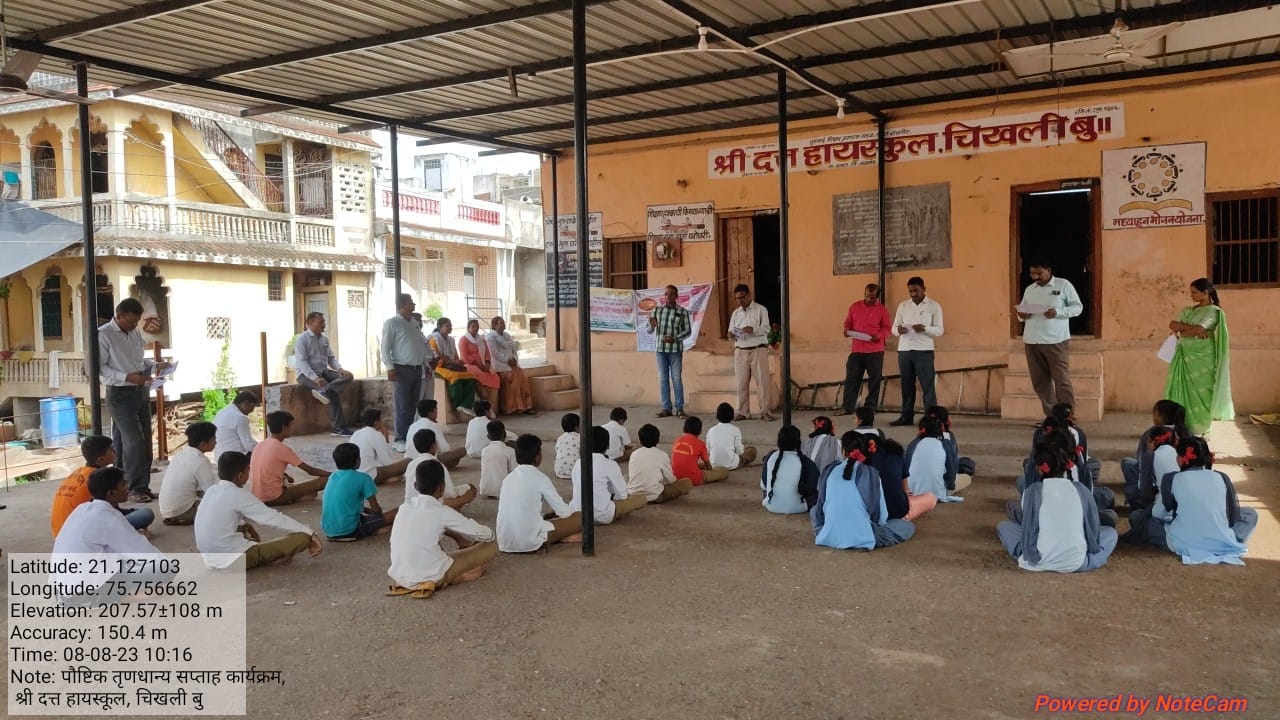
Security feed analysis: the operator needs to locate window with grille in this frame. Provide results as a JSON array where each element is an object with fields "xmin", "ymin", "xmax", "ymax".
[
  {"xmin": 1210, "ymin": 192, "xmax": 1279, "ymax": 288},
  {"xmin": 267, "ymin": 271, "xmax": 284, "ymax": 301},
  {"xmin": 40, "ymin": 276, "xmax": 63, "ymax": 338},
  {"xmin": 606, "ymin": 237, "xmax": 648, "ymax": 291},
  {"xmin": 384, "ymin": 255, "xmax": 397, "ymax": 279},
  {"xmin": 206, "ymin": 317, "xmax": 230, "ymax": 340},
  {"xmin": 347, "ymin": 290, "xmax": 366, "ymax": 309},
  {"xmin": 422, "ymin": 157, "xmax": 443, "ymax": 192}
]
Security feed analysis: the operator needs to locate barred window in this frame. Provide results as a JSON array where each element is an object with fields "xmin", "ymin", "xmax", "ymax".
[
  {"xmin": 267, "ymin": 271, "xmax": 284, "ymax": 301},
  {"xmin": 206, "ymin": 317, "xmax": 230, "ymax": 340},
  {"xmin": 1210, "ymin": 192, "xmax": 1279, "ymax": 288},
  {"xmin": 347, "ymin": 290, "xmax": 366, "ymax": 309},
  {"xmin": 606, "ymin": 237, "xmax": 647, "ymax": 291}
]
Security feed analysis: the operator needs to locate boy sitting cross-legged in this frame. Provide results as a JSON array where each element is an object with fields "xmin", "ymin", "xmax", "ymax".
[
  {"xmin": 496, "ymin": 434, "xmax": 582, "ymax": 553},
  {"xmin": 51, "ymin": 435, "xmax": 155, "ymax": 538},
  {"xmin": 405, "ymin": 428, "xmax": 476, "ymax": 509},
  {"xmin": 322, "ymin": 442, "xmax": 397, "ymax": 541},
  {"xmin": 627, "ymin": 423, "xmax": 692, "ymax": 503},
  {"xmin": 249, "ymin": 411, "xmax": 330, "ymax": 506}
]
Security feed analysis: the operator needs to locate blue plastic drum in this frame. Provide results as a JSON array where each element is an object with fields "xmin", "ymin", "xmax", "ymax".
[{"xmin": 39, "ymin": 397, "xmax": 79, "ymax": 449}]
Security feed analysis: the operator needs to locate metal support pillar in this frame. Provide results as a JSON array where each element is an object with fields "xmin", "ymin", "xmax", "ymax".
[
  {"xmin": 389, "ymin": 124, "xmax": 403, "ymax": 298},
  {"xmin": 777, "ymin": 70, "xmax": 793, "ymax": 427},
  {"xmin": 78, "ymin": 62, "xmax": 103, "ymax": 434},
  {"xmin": 876, "ymin": 120, "xmax": 887, "ymax": 294},
  {"xmin": 551, "ymin": 154, "xmax": 562, "ymax": 353},
  {"xmin": 572, "ymin": 0, "xmax": 594, "ymax": 556}
]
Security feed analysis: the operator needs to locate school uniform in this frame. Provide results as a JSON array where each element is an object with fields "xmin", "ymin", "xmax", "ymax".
[
  {"xmin": 465, "ymin": 417, "xmax": 491, "ymax": 458},
  {"xmin": 404, "ymin": 454, "xmax": 471, "ymax": 504},
  {"xmin": 554, "ymin": 432, "xmax": 580, "ymax": 480},
  {"xmin": 388, "ymin": 495, "xmax": 496, "ymax": 589},
  {"xmin": 158, "ymin": 445, "xmax": 217, "ymax": 524},
  {"xmin": 1122, "ymin": 445, "xmax": 1180, "ymax": 545},
  {"xmin": 405, "ymin": 416, "xmax": 465, "ymax": 468},
  {"xmin": 1158, "ymin": 468, "xmax": 1258, "ymax": 565},
  {"xmin": 870, "ymin": 447, "xmax": 935, "ymax": 521},
  {"xmin": 997, "ymin": 475, "xmax": 1116, "ymax": 573},
  {"xmin": 478, "ymin": 440, "xmax": 517, "ymax": 497},
  {"xmin": 570, "ymin": 452, "xmax": 644, "ymax": 524},
  {"xmin": 351, "ymin": 426, "xmax": 395, "ymax": 478},
  {"xmin": 801, "ymin": 434, "xmax": 841, "ymax": 473},
  {"xmin": 627, "ymin": 446, "xmax": 689, "ymax": 502},
  {"xmin": 810, "ymin": 460, "xmax": 914, "ymax": 550},
  {"xmin": 759, "ymin": 450, "xmax": 820, "ymax": 515},
  {"xmin": 603, "ymin": 420, "xmax": 633, "ymax": 461},
  {"xmin": 51, "ymin": 499, "xmax": 167, "ymax": 600},
  {"xmin": 905, "ymin": 435, "xmax": 962, "ymax": 495},
  {"xmin": 496, "ymin": 465, "xmax": 578, "ymax": 552},
  {"xmin": 195, "ymin": 480, "xmax": 313, "ymax": 570},
  {"xmin": 706, "ymin": 422, "xmax": 754, "ymax": 470},
  {"xmin": 907, "ymin": 437, "xmax": 962, "ymax": 502}
]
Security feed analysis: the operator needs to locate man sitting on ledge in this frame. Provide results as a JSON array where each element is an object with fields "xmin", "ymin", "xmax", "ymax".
[{"xmin": 294, "ymin": 311, "xmax": 354, "ymax": 437}]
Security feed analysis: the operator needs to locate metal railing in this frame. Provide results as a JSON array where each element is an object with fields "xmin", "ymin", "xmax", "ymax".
[
  {"xmin": 185, "ymin": 115, "xmax": 286, "ymax": 211},
  {"xmin": 465, "ymin": 296, "xmax": 505, "ymax": 330},
  {"xmin": 36, "ymin": 199, "xmax": 336, "ymax": 248},
  {"xmin": 792, "ymin": 363, "xmax": 1008, "ymax": 416}
]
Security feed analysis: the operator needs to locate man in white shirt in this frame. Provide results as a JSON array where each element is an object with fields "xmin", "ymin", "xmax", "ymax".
[
  {"xmin": 570, "ymin": 427, "xmax": 647, "ymax": 525},
  {"xmin": 627, "ymin": 424, "xmax": 691, "ymax": 503},
  {"xmin": 729, "ymin": 284, "xmax": 773, "ymax": 421},
  {"xmin": 195, "ymin": 451, "xmax": 321, "ymax": 570},
  {"xmin": 351, "ymin": 408, "xmax": 411, "ymax": 484},
  {"xmin": 706, "ymin": 404, "xmax": 757, "ymax": 470},
  {"xmin": 51, "ymin": 467, "xmax": 167, "ymax": 604},
  {"xmin": 381, "ymin": 293, "xmax": 428, "ymax": 452},
  {"xmin": 1017, "ymin": 258, "xmax": 1082, "ymax": 417},
  {"xmin": 890, "ymin": 276, "xmax": 945, "ymax": 426},
  {"xmin": 294, "ymin": 312, "xmax": 354, "ymax": 436},
  {"xmin": 603, "ymin": 407, "xmax": 634, "ymax": 462},
  {"xmin": 96, "ymin": 297, "xmax": 168, "ymax": 502},
  {"xmin": 479, "ymin": 420, "xmax": 517, "ymax": 498},
  {"xmin": 387, "ymin": 461, "xmax": 497, "ymax": 598},
  {"xmin": 159, "ymin": 422, "xmax": 218, "ymax": 525},
  {"xmin": 405, "ymin": 399, "xmax": 462, "ymax": 469},
  {"xmin": 212, "ymin": 391, "xmax": 259, "ymax": 461},
  {"xmin": 496, "ymin": 435, "xmax": 581, "ymax": 552}
]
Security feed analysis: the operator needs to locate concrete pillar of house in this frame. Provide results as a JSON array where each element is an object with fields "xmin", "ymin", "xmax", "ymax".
[
  {"xmin": 33, "ymin": 276, "xmax": 45, "ymax": 353},
  {"xmin": 110, "ymin": 122, "xmax": 128, "ymax": 197},
  {"xmin": 62, "ymin": 136, "xmax": 74, "ymax": 199},
  {"xmin": 161, "ymin": 127, "xmax": 178, "ymax": 228},
  {"xmin": 18, "ymin": 138, "xmax": 32, "ymax": 200},
  {"xmin": 72, "ymin": 284, "xmax": 85, "ymax": 354},
  {"xmin": 282, "ymin": 138, "xmax": 297, "ymax": 241}
]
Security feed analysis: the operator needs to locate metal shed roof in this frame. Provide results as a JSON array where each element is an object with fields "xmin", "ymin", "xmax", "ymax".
[{"xmin": 7, "ymin": 0, "xmax": 1280, "ymax": 153}]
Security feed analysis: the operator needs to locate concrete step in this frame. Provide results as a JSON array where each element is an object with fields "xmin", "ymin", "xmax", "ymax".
[
  {"xmin": 1001, "ymin": 393, "xmax": 1103, "ymax": 422},
  {"xmin": 1004, "ymin": 373, "xmax": 1102, "ymax": 398},
  {"xmin": 687, "ymin": 390, "xmax": 739, "ymax": 415},
  {"xmin": 531, "ymin": 372, "xmax": 580, "ymax": 412},
  {"xmin": 531, "ymin": 373, "xmax": 576, "ymax": 393},
  {"xmin": 1006, "ymin": 350, "xmax": 1103, "ymax": 374},
  {"xmin": 696, "ymin": 372, "xmax": 738, "ymax": 393},
  {"xmin": 540, "ymin": 388, "xmax": 581, "ymax": 411},
  {"xmin": 523, "ymin": 364, "xmax": 558, "ymax": 379}
]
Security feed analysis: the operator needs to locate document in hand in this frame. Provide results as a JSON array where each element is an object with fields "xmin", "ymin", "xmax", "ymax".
[
  {"xmin": 1014, "ymin": 303, "xmax": 1051, "ymax": 315},
  {"xmin": 845, "ymin": 330, "xmax": 872, "ymax": 341},
  {"xmin": 1157, "ymin": 335, "xmax": 1178, "ymax": 364}
]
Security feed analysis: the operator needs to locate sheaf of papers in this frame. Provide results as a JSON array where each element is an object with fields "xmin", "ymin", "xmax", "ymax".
[
  {"xmin": 1157, "ymin": 335, "xmax": 1178, "ymax": 364},
  {"xmin": 845, "ymin": 330, "xmax": 872, "ymax": 341},
  {"xmin": 1015, "ymin": 303, "xmax": 1051, "ymax": 315}
]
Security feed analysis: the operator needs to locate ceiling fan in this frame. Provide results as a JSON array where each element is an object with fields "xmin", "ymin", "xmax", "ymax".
[
  {"xmin": 0, "ymin": 0, "xmax": 92, "ymax": 104},
  {"xmin": 1002, "ymin": 0, "xmax": 1183, "ymax": 78}
]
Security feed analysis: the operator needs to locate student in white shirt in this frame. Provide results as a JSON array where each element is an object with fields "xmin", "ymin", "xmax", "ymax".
[
  {"xmin": 50, "ymin": 467, "xmax": 167, "ymax": 605},
  {"xmin": 350, "ymin": 408, "xmax": 410, "ymax": 484},
  {"xmin": 706, "ymin": 403, "xmax": 757, "ymax": 470},
  {"xmin": 159, "ymin": 421, "xmax": 218, "ymax": 525},
  {"xmin": 571, "ymin": 427, "xmax": 647, "ymax": 525},
  {"xmin": 387, "ymin": 461, "xmax": 497, "ymax": 599},
  {"xmin": 627, "ymin": 424, "xmax": 691, "ymax": 503},
  {"xmin": 212, "ymin": 391, "xmax": 259, "ymax": 461},
  {"xmin": 195, "ymin": 452, "xmax": 321, "ymax": 570},
  {"xmin": 465, "ymin": 400, "xmax": 497, "ymax": 458},
  {"xmin": 889, "ymin": 276, "xmax": 944, "ymax": 426},
  {"xmin": 554, "ymin": 412, "xmax": 581, "ymax": 480},
  {"xmin": 405, "ymin": 429, "xmax": 475, "ymax": 508},
  {"xmin": 479, "ymin": 420, "xmax": 518, "ymax": 498},
  {"xmin": 406, "ymin": 399, "xmax": 463, "ymax": 469},
  {"xmin": 496, "ymin": 434, "xmax": 582, "ymax": 552},
  {"xmin": 603, "ymin": 407, "xmax": 635, "ymax": 462}
]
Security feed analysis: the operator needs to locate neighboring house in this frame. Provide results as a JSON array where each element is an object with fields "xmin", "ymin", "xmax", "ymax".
[{"xmin": 0, "ymin": 91, "xmax": 380, "ymax": 434}]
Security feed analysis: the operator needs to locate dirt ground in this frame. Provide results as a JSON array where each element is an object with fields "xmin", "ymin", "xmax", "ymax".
[{"xmin": 3, "ymin": 408, "xmax": 1278, "ymax": 719}]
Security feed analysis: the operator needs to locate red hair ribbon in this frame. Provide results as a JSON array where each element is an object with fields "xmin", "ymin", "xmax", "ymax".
[
  {"xmin": 1180, "ymin": 446, "xmax": 1198, "ymax": 466},
  {"xmin": 1066, "ymin": 461, "xmax": 1075, "ymax": 470},
  {"xmin": 1037, "ymin": 462, "xmax": 1050, "ymax": 474},
  {"xmin": 1076, "ymin": 445, "xmax": 1085, "ymax": 457},
  {"xmin": 1043, "ymin": 427, "xmax": 1053, "ymax": 435},
  {"xmin": 867, "ymin": 439, "xmax": 878, "ymax": 454},
  {"xmin": 813, "ymin": 419, "xmax": 823, "ymax": 428},
  {"xmin": 848, "ymin": 449, "xmax": 866, "ymax": 463}
]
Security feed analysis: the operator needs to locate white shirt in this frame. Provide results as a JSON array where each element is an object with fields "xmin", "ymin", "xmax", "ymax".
[
  {"xmin": 1020, "ymin": 477, "xmax": 1088, "ymax": 573},
  {"xmin": 388, "ymin": 495, "xmax": 493, "ymax": 587},
  {"xmin": 51, "ymin": 500, "xmax": 163, "ymax": 592},
  {"xmin": 212, "ymin": 404, "xmax": 256, "ymax": 461},
  {"xmin": 351, "ymin": 426, "xmax": 394, "ymax": 477},
  {"xmin": 891, "ymin": 296, "xmax": 945, "ymax": 352},
  {"xmin": 406, "ymin": 416, "xmax": 450, "ymax": 458},
  {"xmin": 729, "ymin": 302, "xmax": 770, "ymax": 348},
  {"xmin": 194, "ymin": 480, "xmax": 313, "ymax": 569},
  {"xmin": 496, "ymin": 465, "xmax": 574, "ymax": 552},
  {"xmin": 479, "ymin": 441, "xmax": 517, "ymax": 497},
  {"xmin": 465, "ymin": 417, "xmax": 491, "ymax": 458},
  {"xmin": 706, "ymin": 422, "xmax": 746, "ymax": 469},
  {"xmin": 554, "ymin": 432, "xmax": 580, "ymax": 480},
  {"xmin": 404, "ymin": 454, "xmax": 469, "ymax": 504},
  {"xmin": 627, "ymin": 446, "xmax": 676, "ymax": 501},
  {"xmin": 1019, "ymin": 276, "xmax": 1082, "ymax": 345},
  {"xmin": 570, "ymin": 453, "xmax": 629, "ymax": 524},
  {"xmin": 603, "ymin": 420, "xmax": 631, "ymax": 460},
  {"xmin": 159, "ymin": 445, "xmax": 217, "ymax": 518}
]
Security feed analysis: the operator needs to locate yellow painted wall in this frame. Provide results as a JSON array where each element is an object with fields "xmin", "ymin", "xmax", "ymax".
[
  {"xmin": 5, "ymin": 275, "xmax": 34, "ymax": 348},
  {"xmin": 543, "ymin": 65, "xmax": 1280, "ymax": 413},
  {"xmin": 123, "ymin": 117, "xmax": 168, "ymax": 197}
]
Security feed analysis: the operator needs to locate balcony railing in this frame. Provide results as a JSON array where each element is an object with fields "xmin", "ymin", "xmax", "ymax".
[
  {"xmin": 1, "ymin": 357, "xmax": 91, "ymax": 393},
  {"xmin": 35, "ymin": 198, "xmax": 336, "ymax": 248},
  {"xmin": 376, "ymin": 185, "xmax": 506, "ymax": 240},
  {"xmin": 457, "ymin": 203, "xmax": 500, "ymax": 226}
]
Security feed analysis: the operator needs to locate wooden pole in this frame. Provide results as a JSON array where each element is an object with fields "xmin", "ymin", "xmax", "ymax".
[
  {"xmin": 259, "ymin": 331, "xmax": 269, "ymax": 439},
  {"xmin": 152, "ymin": 342, "xmax": 167, "ymax": 460}
]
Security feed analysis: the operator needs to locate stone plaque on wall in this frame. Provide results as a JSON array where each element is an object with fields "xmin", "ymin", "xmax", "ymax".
[{"xmin": 832, "ymin": 183, "xmax": 952, "ymax": 275}]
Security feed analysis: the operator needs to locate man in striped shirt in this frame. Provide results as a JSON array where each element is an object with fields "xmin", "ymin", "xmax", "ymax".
[{"xmin": 649, "ymin": 285, "xmax": 692, "ymax": 418}]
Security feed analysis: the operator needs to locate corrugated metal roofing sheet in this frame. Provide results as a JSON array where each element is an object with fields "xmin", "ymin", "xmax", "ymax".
[{"xmin": 10, "ymin": 0, "xmax": 1280, "ymax": 151}]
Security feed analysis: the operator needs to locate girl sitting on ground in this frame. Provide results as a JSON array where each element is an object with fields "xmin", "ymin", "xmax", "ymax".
[
  {"xmin": 868, "ymin": 435, "xmax": 935, "ymax": 521},
  {"xmin": 1122, "ymin": 399, "xmax": 1188, "ymax": 510},
  {"xmin": 907, "ymin": 417, "xmax": 963, "ymax": 502},
  {"xmin": 1121, "ymin": 425, "xmax": 1180, "ymax": 545},
  {"xmin": 1146, "ymin": 436, "xmax": 1257, "ymax": 566},
  {"xmin": 996, "ymin": 442, "xmax": 1117, "ymax": 573},
  {"xmin": 802, "ymin": 416, "xmax": 841, "ymax": 472},
  {"xmin": 810, "ymin": 431, "xmax": 914, "ymax": 550},
  {"xmin": 760, "ymin": 425, "xmax": 820, "ymax": 515}
]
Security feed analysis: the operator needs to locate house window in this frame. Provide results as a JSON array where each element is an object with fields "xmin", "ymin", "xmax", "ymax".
[
  {"xmin": 347, "ymin": 290, "xmax": 366, "ymax": 309},
  {"xmin": 206, "ymin": 317, "xmax": 230, "ymax": 340},
  {"xmin": 606, "ymin": 237, "xmax": 648, "ymax": 291},
  {"xmin": 422, "ymin": 158, "xmax": 442, "ymax": 192},
  {"xmin": 40, "ymin": 276, "xmax": 63, "ymax": 338},
  {"xmin": 32, "ymin": 143, "xmax": 57, "ymax": 200},
  {"xmin": 90, "ymin": 131, "xmax": 109, "ymax": 194},
  {"xmin": 267, "ymin": 271, "xmax": 284, "ymax": 301},
  {"xmin": 1210, "ymin": 192, "xmax": 1279, "ymax": 288},
  {"xmin": 384, "ymin": 255, "xmax": 397, "ymax": 279}
]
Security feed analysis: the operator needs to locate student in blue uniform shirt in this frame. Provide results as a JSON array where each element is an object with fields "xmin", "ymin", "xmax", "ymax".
[
  {"xmin": 802, "ymin": 416, "xmax": 841, "ymax": 471},
  {"xmin": 1121, "ymin": 425, "xmax": 1181, "ymax": 545},
  {"xmin": 1153, "ymin": 436, "xmax": 1258, "ymax": 566},
  {"xmin": 760, "ymin": 425, "xmax": 820, "ymax": 515},
  {"xmin": 905, "ymin": 416, "xmax": 963, "ymax": 502},
  {"xmin": 1122, "ymin": 400, "xmax": 1188, "ymax": 510},
  {"xmin": 1016, "ymin": 419, "xmax": 1116, "ymax": 527},
  {"xmin": 997, "ymin": 442, "xmax": 1116, "ymax": 573},
  {"xmin": 810, "ymin": 432, "xmax": 914, "ymax": 550}
]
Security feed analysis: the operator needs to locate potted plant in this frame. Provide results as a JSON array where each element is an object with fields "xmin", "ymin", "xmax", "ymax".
[
  {"xmin": 13, "ymin": 344, "xmax": 34, "ymax": 362},
  {"xmin": 0, "ymin": 349, "xmax": 12, "ymax": 361}
]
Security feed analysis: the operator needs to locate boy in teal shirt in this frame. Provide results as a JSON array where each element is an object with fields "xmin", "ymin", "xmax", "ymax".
[{"xmin": 322, "ymin": 443, "xmax": 397, "ymax": 541}]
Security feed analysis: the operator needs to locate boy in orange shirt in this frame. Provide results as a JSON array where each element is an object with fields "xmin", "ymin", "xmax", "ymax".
[
  {"xmin": 51, "ymin": 435, "xmax": 154, "ymax": 538},
  {"xmin": 670, "ymin": 416, "xmax": 729, "ymax": 486}
]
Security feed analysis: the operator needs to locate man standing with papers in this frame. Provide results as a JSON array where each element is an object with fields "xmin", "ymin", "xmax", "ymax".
[
  {"xmin": 838, "ymin": 283, "xmax": 891, "ymax": 416},
  {"xmin": 1016, "ymin": 258, "xmax": 1082, "ymax": 416},
  {"xmin": 729, "ymin": 284, "xmax": 772, "ymax": 421},
  {"xmin": 890, "ymin": 277, "xmax": 944, "ymax": 426}
]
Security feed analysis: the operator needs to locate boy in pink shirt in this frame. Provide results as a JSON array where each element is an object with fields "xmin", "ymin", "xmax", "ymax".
[{"xmin": 250, "ymin": 411, "xmax": 331, "ymax": 506}]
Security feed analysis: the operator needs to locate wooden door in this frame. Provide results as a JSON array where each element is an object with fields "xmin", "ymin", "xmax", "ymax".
[{"xmin": 719, "ymin": 216, "xmax": 753, "ymax": 339}]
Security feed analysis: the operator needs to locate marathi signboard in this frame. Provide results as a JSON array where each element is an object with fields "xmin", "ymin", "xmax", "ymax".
[
  {"xmin": 1102, "ymin": 143, "xmax": 1207, "ymax": 230},
  {"xmin": 588, "ymin": 287, "xmax": 637, "ymax": 332},
  {"xmin": 833, "ymin": 183, "xmax": 952, "ymax": 275},
  {"xmin": 647, "ymin": 202, "xmax": 715, "ymax": 243},
  {"xmin": 635, "ymin": 284, "xmax": 713, "ymax": 352},
  {"xmin": 544, "ymin": 212, "xmax": 603, "ymax": 308},
  {"xmin": 708, "ymin": 103, "xmax": 1126, "ymax": 178}
]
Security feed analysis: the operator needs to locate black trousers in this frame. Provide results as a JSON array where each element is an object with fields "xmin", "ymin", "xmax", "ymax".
[{"xmin": 843, "ymin": 351, "xmax": 884, "ymax": 412}]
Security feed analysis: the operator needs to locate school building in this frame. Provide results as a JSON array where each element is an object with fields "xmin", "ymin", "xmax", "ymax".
[{"xmin": 542, "ymin": 66, "xmax": 1280, "ymax": 419}]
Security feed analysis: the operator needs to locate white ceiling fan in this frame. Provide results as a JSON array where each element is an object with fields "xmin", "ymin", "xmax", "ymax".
[
  {"xmin": 1002, "ymin": 1, "xmax": 1183, "ymax": 78},
  {"xmin": 0, "ymin": 0, "xmax": 93, "ymax": 104}
]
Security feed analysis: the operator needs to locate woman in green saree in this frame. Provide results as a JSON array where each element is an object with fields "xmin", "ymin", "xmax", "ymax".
[{"xmin": 1164, "ymin": 278, "xmax": 1233, "ymax": 435}]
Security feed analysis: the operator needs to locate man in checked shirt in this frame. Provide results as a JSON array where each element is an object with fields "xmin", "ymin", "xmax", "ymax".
[{"xmin": 649, "ymin": 285, "xmax": 692, "ymax": 419}]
